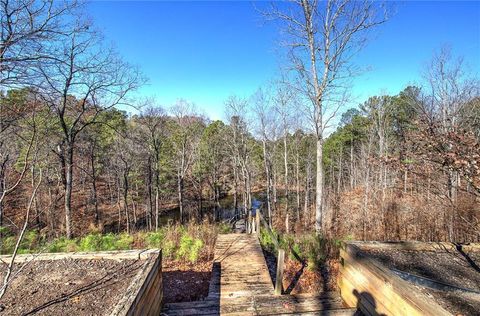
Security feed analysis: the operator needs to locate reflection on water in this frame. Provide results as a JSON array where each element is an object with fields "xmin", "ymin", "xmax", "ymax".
[{"xmin": 158, "ymin": 193, "xmax": 265, "ymax": 225}]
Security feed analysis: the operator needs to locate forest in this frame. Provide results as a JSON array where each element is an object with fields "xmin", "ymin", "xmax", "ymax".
[
  {"xmin": 1, "ymin": 0, "xmax": 479, "ymax": 250},
  {"xmin": 0, "ymin": 0, "xmax": 479, "ymax": 308}
]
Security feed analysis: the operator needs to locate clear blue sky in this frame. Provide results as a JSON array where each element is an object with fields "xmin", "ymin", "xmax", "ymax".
[{"xmin": 88, "ymin": 1, "xmax": 480, "ymax": 120}]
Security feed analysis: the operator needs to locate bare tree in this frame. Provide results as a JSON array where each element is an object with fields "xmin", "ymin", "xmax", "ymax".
[
  {"xmin": 0, "ymin": 0, "xmax": 78, "ymax": 86},
  {"xmin": 0, "ymin": 89, "xmax": 36, "ymax": 231},
  {"xmin": 266, "ymin": 0, "xmax": 388, "ymax": 234},
  {"xmin": 252, "ymin": 87, "xmax": 277, "ymax": 227},
  {"xmin": 0, "ymin": 108, "xmax": 40, "ymax": 300},
  {"xmin": 138, "ymin": 103, "xmax": 166, "ymax": 230},
  {"xmin": 35, "ymin": 20, "xmax": 142, "ymax": 238},
  {"xmin": 225, "ymin": 96, "xmax": 253, "ymax": 216},
  {"xmin": 170, "ymin": 99, "xmax": 203, "ymax": 223},
  {"xmin": 273, "ymin": 82, "xmax": 294, "ymax": 232}
]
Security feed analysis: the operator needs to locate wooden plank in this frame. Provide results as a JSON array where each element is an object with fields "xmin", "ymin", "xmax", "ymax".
[
  {"xmin": 275, "ymin": 249, "xmax": 285, "ymax": 295},
  {"xmin": 0, "ymin": 249, "xmax": 160, "ymax": 263},
  {"xmin": 110, "ymin": 250, "xmax": 163, "ymax": 316},
  {"xmin": 164, "ymin": 233, "xmax": 356, "ymax": 316},
  {"xmin": 338, "ymin": 244, "xmax": 452, "ymax": 316},
  {"xmin": 349, "ymin": 241, "xmax": 480, "ymax": 253}
]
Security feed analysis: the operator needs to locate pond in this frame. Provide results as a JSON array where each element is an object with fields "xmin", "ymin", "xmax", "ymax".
[{"xmin": 158, "ymin": 193, "xmax": 265, "ymax": 225}]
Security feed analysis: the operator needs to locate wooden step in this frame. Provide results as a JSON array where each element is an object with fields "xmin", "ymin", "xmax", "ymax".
[
  {"xmin": 163, "ymin": 294, "xmax": 358, "ymax": 316},
  {"xmin": 161, "ymin": 233, "xmax": 359, "ymax": 316},
  {"xmin": 163, "ymin": 300, "xmax": 358, "ymax": 316}
]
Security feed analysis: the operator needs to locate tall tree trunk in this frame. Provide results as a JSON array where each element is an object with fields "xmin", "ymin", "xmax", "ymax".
[
  {"xmin": 262, "ymin": 139, "xmax": 272, "ymax": 227},
  {"xmin": 154, "ymin": 154, "xmax": 160, "ymax": 230},
  {"xmin": 146, "ymin": 158, "xmax": 153, "ymax": 230},
  {"xmin": 90, "ymin": 149, "xmax": 99, "ymax": 225},
  {"xmin": 337, "ymin": 146, "xmax": 343, "ymax": 194},
  {"xmin": 64, "ymin": 142, "xmax": 74, "ymax": 239},
  {"xmin": 296, "ymin": 150, "xmax": 300, "ymax": 221},
  {"xmin": 116, "ymin": 176, "xmax": 122, "ymax": 232},
  {"xmin": 123, "ymin": 166, "xmax": 130, "ymax": 234},
  {"xmin": 315, "ymin": 135, "xmax": 324, "ymax": 234},
  {"xmin": 233, "ymin": 160, "xmax": 238, "ymax": 217},
  {"xmin": 350, "ymin": 137, "xmax": 354, "ymax": 189},
  {"xmin": 155, "ymin": 188, "xmax": 160, "ymax": 230},
  {"xmin": 246, "ymin": 168, "xmax": 252, "ymax": 210},
  {"xmin": 30, "ymin": 166, "xmax": 40, "ymax": 226},
  {"xmin": 178, "ymin": 171, "xmax": 184, "ymax": 223},
  {"xmin": 0, "ymin": 160, "xmax": 6, "ymax": 245},
  {"xmin": 284, "ymin": 133, "xmax": 289, "ymax": 232},
  {"xmin": 304, "ymin": 159, "xmax": 311, "ymax": 227},
  {"xmin": 272, "ymin": 166, "xmax": 278, "ymax": 213}
]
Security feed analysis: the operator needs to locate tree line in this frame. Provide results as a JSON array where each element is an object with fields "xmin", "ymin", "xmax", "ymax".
[{"xmin": 1, "ymin": 0, "xmax": 478, "ymax": 244}]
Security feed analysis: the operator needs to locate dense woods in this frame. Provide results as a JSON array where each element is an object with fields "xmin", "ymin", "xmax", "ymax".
[{"xmin": 1, "ymin": 0, "xmax": 479, "ymax": 250}]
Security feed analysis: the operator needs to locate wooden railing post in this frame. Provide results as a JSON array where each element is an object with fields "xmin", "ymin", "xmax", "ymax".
[
  {"xmin": 274, "ymin": 249, "xmax": 285, "ymax": 295},
  {"xmin": 255, "ymin": 211, "xmax": 260, "ymax": 234}
]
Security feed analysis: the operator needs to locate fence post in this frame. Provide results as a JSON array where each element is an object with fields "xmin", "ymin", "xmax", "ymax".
[
  {"xmin": 274, "ymin": 249, "xmax": 285, "ymax": 295},
  {"xmin": 255, "ymin": 211, "xmax": 260, "ymax": 234}
]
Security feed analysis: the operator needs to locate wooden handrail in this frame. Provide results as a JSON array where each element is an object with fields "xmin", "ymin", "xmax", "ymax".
[
  {"xmin": 258, "ymin": 206, "xmax": 306, "ymax": 265},
  {"xmin": 253, "ymin": 204, "xmax": 284, "ymax": 295}
]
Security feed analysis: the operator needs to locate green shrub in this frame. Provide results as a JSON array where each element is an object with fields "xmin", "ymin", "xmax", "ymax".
[
  {"xmin": 79, "ymin": 233, "xmax": 102, "ymax": 252},
  {"xmin": 304, "ymin": 234, "xmax": 329, "ymax": 270},
  {"xmin": 176, "ymin": 233, "xmax": 193, "ymax": 261},
  {"xmin": 218, "ymin": 222, "xmax": 232, "ymax": 234},
  {"xmin": 163, "ymin": 240, "xmax": 176, "ymax": 258},
  {"xmin": 116, "ymin": 233, "xmax": 134, "ymax": 250},
  {"xmin": 0, "ymin": 226, "xmax": 11, "ymax": 236},
  {"xmin": 47, "ymin": 237, "xmax": 78, "ymax": 253},
  {"xmin": 259, "ymin": 228, "xmax": 277, "ymax": 253},
  {"xmin": 289, "ymin": 242, "xmax": 303, "ymax": 261},
  {"xmin": 100, "ymin": 233, "xmax": 117, "ymax": 251},
  {"xmin": 177, "ymin": 232, "xmax": 204, "ymax": 263},
  {"xmin": 189, "ymin": 239, "xmax": 203, "ymax": 263},
  {"xmin": 145, "ymin": 231, "xmax": 165, "ymax": 248},
  {"xmin": 1, "ymin": 236, "xmax": 17, "ymax": 254}
]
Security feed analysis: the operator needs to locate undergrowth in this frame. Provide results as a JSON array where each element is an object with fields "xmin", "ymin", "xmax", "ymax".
[
  {"xmin": 258, "ymin": 228, "xmax": 347, "ymax": 271},
  {"xmin": 0, "ymin": 221, "xmax": 219, "ymax": 264}
]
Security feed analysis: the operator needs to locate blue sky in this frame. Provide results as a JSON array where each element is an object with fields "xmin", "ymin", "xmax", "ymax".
[{"xmin": 88, "ymin": 1, "xmax": 480, "ymax": 120}]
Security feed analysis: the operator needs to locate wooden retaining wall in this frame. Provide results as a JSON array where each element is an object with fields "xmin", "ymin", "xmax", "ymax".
[
  {"xmin": 338, "ymin": 242, "xmax": 452, "ymax": 316},
  {"xmin": 110, "ymin": 250, "xmax": 163, "ymax": 316},
  {"xmin": 0, "ymin": 249, "xmax": 163, "ymax": 316}
]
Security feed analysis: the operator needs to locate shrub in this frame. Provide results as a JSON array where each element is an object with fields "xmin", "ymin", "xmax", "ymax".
[
  {"xmin": 303, "ymin": 234, "xmax": 330, "ymax": 270},
  {"xmin": 177, "ymin": 232, "xmax": 204, "ymax": 263},
  {"xmin": 218, "ymin": 222, "xmax": 232, "ymax": 234},
  {"xmin": 116, "ymin": 233, "xmax": 134, "ymax": 250},
  {"xmin": 145, "ymin": 231, "xmax": 165, "ymax": 249},
  {"xmin": 1, "ymin": 236, "xmax": 17, "ymax": 254},
  {"xmin": 99, "ymin": 233, "xmax": 117, "ymax": 251},
  {"xmin": 259, "ymin": 228, "xmax": 277, "ymax": 253},
  {"xmin": 0, "ymin": 226, "xmax": 11, "ymax": 236},
  {"xmin": 189, "ymin": 238, "xmax": 203, "ymax": 263},
  {"xmin": 47, "ymin": 237, "xmax": 78, "ymax": 253},
  {"xmin": 163, "ymin": 240, "xmax": 176, "ymax": 259},
  {"xmin": 78, "ymin": 233, "xmax": 102, "ymax": 252}
]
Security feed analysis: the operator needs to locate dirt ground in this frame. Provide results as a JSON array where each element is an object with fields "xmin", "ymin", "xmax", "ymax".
[
  {"xmin": 364, "ymin": 248, "xmax": 480, "ymax": 316},
  {"xmin": 162, "ymin": 259, "xmax": 212, "ymax": 303},
  {"xmin": 262, "ymin": 248, "xmax": 338, "ymax": 295},
  {"xmin": 0, "ymin": 258, "xmax": 144, "ymax": 315}
]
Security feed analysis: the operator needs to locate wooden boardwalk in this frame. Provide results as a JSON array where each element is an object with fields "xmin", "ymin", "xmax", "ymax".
[{"xmin": 162, "ymin": 233, "xmax": 358, "ymax": 315}]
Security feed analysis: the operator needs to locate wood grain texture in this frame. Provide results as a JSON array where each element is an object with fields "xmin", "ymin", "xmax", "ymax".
[
  {"xmin": 109, "ymin": 250, "xmax": 163, "ymax": 316},
  {"xmin": 0, "ymin": 249, "xmax": 160, "ymax": 263},
  {"xmin": 163, "ymin": 233, "xmax": 357, "ymax": 315},
  {"xmin": 338, "ymin": 243, "xmax": 452, "ymax": 316}
]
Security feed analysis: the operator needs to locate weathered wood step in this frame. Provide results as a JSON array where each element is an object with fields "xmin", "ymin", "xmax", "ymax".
[
  {"xmin": 161, "ymin": 233, "xmax": 357, "ymax": 316},
  {"xmin": 163, "ymin": 302, "xmax": 357, "ymax": 316}
]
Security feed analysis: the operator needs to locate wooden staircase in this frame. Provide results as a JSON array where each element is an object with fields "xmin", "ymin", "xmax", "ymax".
[{"xmin": 162, "ymin": 233, "xmax": 359, "ymax": 316}]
